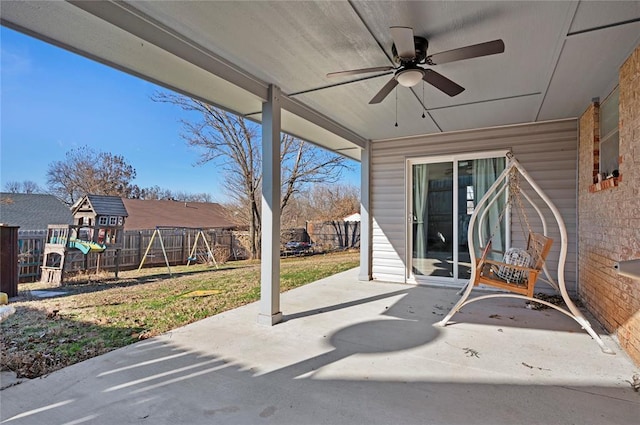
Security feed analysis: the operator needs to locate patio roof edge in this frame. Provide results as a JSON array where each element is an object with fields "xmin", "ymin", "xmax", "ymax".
[
  {"xmin": 280, "ymin": 95, "xmax": 369, "ymax": 151},
  {"xmin": 68, "ymin": 0, "xmax": 269, "ymax": 101}
]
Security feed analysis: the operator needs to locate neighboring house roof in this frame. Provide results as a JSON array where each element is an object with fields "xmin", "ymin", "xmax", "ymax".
[
  {"xmin": 121, "ymin": 199, "xmax": 238, "ymax": 230},
  {"xmin": 0, "ymin": 193, "xmax": 73, "ymax": 230},
  {"xmin": 343, "ymin": 213, "xmax": 361, "ymax": 222},
  {"xmin": 72, "ymin": 195, "xmax": 129, "ymax": 217}
]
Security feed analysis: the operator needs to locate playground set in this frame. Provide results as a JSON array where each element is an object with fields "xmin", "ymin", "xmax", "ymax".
[
  {"xmin": 41, "ymin": 195, "xmax": 127, "ymax": 285},
  {"xmin": 138, "ymin": 227, "xmax": 218, "ymax": 276}
]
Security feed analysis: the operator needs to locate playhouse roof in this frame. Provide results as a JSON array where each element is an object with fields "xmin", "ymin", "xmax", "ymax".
[
  {"xmin": 0, "ymin": 193, "xmax": 73, "ymax": 230},
  {"xmin": 121, "ymin": 198, "xmax": 238, "ymax": 231},
  {"xmin": 72, "ymin": 195, "xmax": 129, "ymax": 218}
]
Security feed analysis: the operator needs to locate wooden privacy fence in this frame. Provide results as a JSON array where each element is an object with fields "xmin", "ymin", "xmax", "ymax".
[
  {"xmin": 17, "ymin": 228, "xmax": 246, "ymax": 282},
  {"xmin": 17, "ymin": 223, "xmax": 360, "ymax": 282},
  {"xmin": 17, "ymin": 230, "xmax": 47, "ymax": 282},
  {"xmin": 305, "ymin": 221, "xmax": 360, "ymax": 251}
]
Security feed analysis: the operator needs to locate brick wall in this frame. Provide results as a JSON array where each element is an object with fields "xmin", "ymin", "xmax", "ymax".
[{"xmin": 578, "ymin": 44, "xmax": 640, "ymax": 365}]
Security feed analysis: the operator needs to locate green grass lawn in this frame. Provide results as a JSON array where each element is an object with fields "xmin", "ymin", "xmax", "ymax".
[{"xmin": 0, "ymin": 251, "xmax": 359, "ymax": 379}]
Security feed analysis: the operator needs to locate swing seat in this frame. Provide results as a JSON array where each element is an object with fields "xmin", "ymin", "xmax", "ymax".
[{"xmin": 473, "ymin": 232, "xmax": 553, "ymax": 297}]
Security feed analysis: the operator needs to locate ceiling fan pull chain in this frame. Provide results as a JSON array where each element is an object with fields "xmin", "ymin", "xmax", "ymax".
[
  {"xmin": 422, "ymin": 82, "xmax": 426, "ymax": 118},
  {"xmin": 395, "ymin": 87, "xmax": 398, "ymax": 127}
]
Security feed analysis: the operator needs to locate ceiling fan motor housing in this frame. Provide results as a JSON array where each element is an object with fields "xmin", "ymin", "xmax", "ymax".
[
  {"xmin": 327, "ymin": 27, "xmax": 503, "ymax": 103},
  {"xmin": 392, "ymin": 36, "xmax": 428, "ymax": 64}
]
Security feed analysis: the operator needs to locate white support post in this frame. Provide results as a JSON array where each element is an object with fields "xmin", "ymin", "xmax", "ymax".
[
  {"xmin": 359, "ymin": 143, "xmax": 372, "ymax": 281},
  {"xmin": 258, "ymin": 85, "xmax": 283, "ymax": 326}
]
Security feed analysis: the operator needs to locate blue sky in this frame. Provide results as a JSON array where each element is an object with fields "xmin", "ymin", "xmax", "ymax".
[{"xmin": 1, "ymin": 27, "xmax": 359, "ymax": 202}]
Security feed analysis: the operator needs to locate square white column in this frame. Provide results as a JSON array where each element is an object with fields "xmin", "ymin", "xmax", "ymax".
[
  {"xmin": 258, "ymin": 85, "xmax": 283, "ymax": 325},
  {"xmin": 359, "ymin": 143, "xmax": 372, "ymax": 281}
]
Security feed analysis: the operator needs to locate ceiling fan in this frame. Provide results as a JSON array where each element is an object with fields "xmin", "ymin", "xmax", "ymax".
[{"xmin": 327, "ymin": 27, "xmax": 505, "ymax": 104}]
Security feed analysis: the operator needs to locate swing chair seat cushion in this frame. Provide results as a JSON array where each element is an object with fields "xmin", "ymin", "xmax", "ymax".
[
  {"xmin": 477, "ymin": 259, "xmax": 540, "ymax": 296},
  {"xmin": 495, "ymin": 248, "xmax": 531, "ymax": 283},
  {"xmin": 473, "ymin": 233, "xmax": 553, "ymax": 297}
]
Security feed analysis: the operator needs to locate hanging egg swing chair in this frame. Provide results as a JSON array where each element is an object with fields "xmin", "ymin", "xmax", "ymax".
[{"xmin": 436, "ymin": 153, "xmax": 614, "ymax": 354}]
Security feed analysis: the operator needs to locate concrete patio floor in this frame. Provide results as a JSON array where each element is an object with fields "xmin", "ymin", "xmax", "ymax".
[{"xmin": 1, "ymin": 268, "xmax": 638, "ymax": 425}]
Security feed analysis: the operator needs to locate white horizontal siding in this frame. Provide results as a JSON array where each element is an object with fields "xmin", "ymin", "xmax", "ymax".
[{"xmin": 370, "ymin": 119, "xmax": 578, "ymax": 292}]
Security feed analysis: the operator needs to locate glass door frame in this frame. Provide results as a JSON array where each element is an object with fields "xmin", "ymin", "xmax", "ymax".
[{"xmin": 406, "ymin": 150, "xmax": 509, "ymax": 287}]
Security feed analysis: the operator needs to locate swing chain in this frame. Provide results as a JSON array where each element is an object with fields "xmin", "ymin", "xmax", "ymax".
[
  {"xmin": 509, "ymin": 169, "xmax": 543, "ymax": 261},
  {"xmin": 480, "ymin": 166, "xmax": 542, "ymax": 263}
]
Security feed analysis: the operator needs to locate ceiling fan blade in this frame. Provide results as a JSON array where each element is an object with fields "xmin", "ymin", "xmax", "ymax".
[
  {"xmin": 369, "ymin": 78, "xmax": 399, "ymax": 104},
  {"xmin": 327, "ymin": 66, "xmax": 395, "ymax": 78},
  {"xmin": 422, "ymin": 69, "xmax": 465, "ymax": 97},
  {"xmin": 390, "ymin": 26, "xmax": 416, "ymax": 60},
  {"xmin": 426, "ymin": 39, "xmax": 505, "ymax": 65}
]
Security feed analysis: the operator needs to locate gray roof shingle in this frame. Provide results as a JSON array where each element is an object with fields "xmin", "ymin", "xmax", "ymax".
[
  {"xmin": 0, "ymin": 193, "xmax": 73, "ymax": 230},
  {"xmin": 73, "ymin": 195, "xmax": 128, "ymax": 217}
]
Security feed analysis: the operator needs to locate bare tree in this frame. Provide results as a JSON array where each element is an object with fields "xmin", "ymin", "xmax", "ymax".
[
  {"xmin": 313, "ymin": 184, "xmax": 360, "ymax": 248},
  {"xmin": 171, "ymin": 191, "xmax": 212, "ymax": 203},
  {"xmin": 129, "ymin": 185, "xmax": 168, "ymax": 200},
  {"xmin": 3, "ymin": 180, "xmax": 43, "ymax": 194},
  {"xmin": 281, "ymin": 183, "xmax": 359, "ymax": 228},
  {"xmin": 306, "ymin": 184, "xmax": 360, "ymax": 222},
  {"xmin": 46, "ymin": 146, "xmax": 137, "ymax": 205},
  {"xmin": 285, "ymin": 184, "xmax": 360, "ymax": 248},
  {"xmin": 130, "ymin": 185, "xmax": 213, "ymax": 202},
  {"xmin": 22, "ymin": 181, "xmax": 42, "ymax": 194},
  {"xmin": 153, "ymin": 92, "xmax": 351, "ymax": 258},
  {"xmin": 3, "ymin": 181, "xmax": 21, "ymax": 193}
]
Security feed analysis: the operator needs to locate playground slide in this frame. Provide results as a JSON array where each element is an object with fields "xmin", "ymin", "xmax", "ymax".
[{"xmin": 69, "ymin": 239, "xmax": 107, "ymax": 255}]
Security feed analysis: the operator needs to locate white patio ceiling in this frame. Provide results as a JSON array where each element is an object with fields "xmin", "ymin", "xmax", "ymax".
[{"xmin": 2, "ymin": 1, "xmax": 639, "ymax": 161}]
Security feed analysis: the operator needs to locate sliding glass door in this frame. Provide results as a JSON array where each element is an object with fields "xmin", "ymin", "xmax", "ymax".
[
  {"xmin": 412, "ymin": 161, "xmax": 454, "ymax": 278},
  {"xmin": 409, "ymin": 152, "xmax": 506, "ymax": 285}
]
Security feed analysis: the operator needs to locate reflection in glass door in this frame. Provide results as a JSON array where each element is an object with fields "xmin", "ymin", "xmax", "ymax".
[
  {"xmin": 410, "ymin": 154, "xmax": 506, "ymax": 284},
  {"xmin": 412, "ymin": 162, "xmax": 454, "ymax": 277}
]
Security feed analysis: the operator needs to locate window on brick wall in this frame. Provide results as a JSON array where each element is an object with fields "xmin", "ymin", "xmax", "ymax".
[{"xmin": 599, "ymin": 86, "xmax": 619, "ymax": 177}]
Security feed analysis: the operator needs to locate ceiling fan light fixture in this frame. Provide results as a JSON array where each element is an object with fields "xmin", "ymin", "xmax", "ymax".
[{"xmin": 396, "ymin": 68, "xmax": 424, "ymax": 87}]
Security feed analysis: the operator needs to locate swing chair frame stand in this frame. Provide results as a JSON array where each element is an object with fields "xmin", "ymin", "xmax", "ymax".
[{"xmin": 436, "ymin": 153, "xmax": 614, "ymax": 355}]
